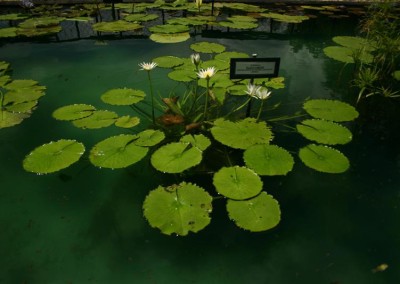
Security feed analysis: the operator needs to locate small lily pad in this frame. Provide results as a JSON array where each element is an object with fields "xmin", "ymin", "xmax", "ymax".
[
  {"xmin": 101, "ymin": 88, "xmax": 145, "ymax": 105},
  {"xmin": 153, "ymin": 56, "xmax": 185, "ymax": 68},
  {"xmin": 89, "ymin": 134, "xmax": 148, "ymax": 169},
  {"xmin": 23, "ymin": 139, "xmax": 85, "ymax": 174},
  {"xmin": 211, "ymin": 118, "xmax": 273, "ymax": 149},
  {"xmin": 92, "ymin": 20, "xmax": 142, "ymax": 32},
  {"xmin": 5, "ymin": 101, "xmax": 37, "ymax": 113},
  {"xmin": 115, "ymin": 116, "xmax": 140, "ymax": 128},
  {"xmin": 0, "ymin": 27, "xmax": 18, "ymax": 38},
  {"xmin": 244, "ymin": 144, "xmax": 294, "ymax": 176},
  {"xmin": 214, "ymin": 51, "xmax": 249, "ymax": 62},
  {"xmin": 0, "ymin": 14, "xmax": 29, "ymax": 21},
  {"xmin": 52, "ymin": 104, "xmax": 96, "ymax": 121},
  {"xmin": 149, "ymin": 24, "xmax": 189, "ymax": 34},
  {"xmin": 133, "ymin": 129, "xmax": 165, "ymax": 146},
  {"xmin": 303, "ymin": 99, "xmax": 359, "ymax": 122},
  {"xmin": 124, "ymin": 13, "xmax": 159, "ymax": 22},
  {"xmin": 0, "ymin": 109, "xmax": 30, "ymax": 129},
  {"xmin": 180, "ymin": 134, "xmax": 211, "ymax": 151},
  {"xmin": 3, "ymin": 89, "xmax": 45, "ymax": 104},
  {"xmin": 227, "ymin": 192, "xmax": 280, "ymax": 232},
  {"xmin": 168, "ymin": 69, "xmax": 196, "ymax": 82},
  {"xmin": 297, "ymin": 119, "xmax": 352, "ymax": 145},
  {"xmin": 72, "ymin": 110, "xmax": 118, "ymax": 129},
  {"xmin": 332, "ymin": 36, "xmax": 375, "ymax": 51},
  {"xmin": 4, "ymin": 79, "xmax": 38, "ymax": 89},
  {"xmin": 260, "ymin": 12, "xmax": 309, "ymax": 23},
  {"xmin": 299, "ymin": 144, "xmax": 350, "ymax": 173},
  {"xmin": 323, "ymin": 46, "xmax": 373, "ymax": 64},
  {"xmin": 18, "ymin": 16, "xmax": 65, "ymax": 29},
  {"xmin": 151, "ymin": 141, "xmax": 203, "ymax": 173},
  {"xmin": 143, "ymin": 182, "xmax": 213, "ymax": 236},
  {"xmin": 149, "ymin": 32, "xmax": 190, "ymax": 43},
  {"xmin": 213, "ymin": 166, "xmax": 263, "ymax": 200},
  {"xmin": 190, "ymin": 42, "xmax": 226, "ymax": 54}
]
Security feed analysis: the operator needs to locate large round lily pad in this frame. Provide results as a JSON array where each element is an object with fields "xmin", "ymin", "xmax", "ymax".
[
  {"xmin": 299, "ymin": 144, "xmax": 350, "ymax": 173},
  {"xmin": 190, "ymin": 42, "xmax": 226, "ymax": 54},
  {"xmin": 133, "ymin": 129, "xmax": 165, "ymax": 146},
  {"xmin": 297, "ymin": 119, "xmax": 352, "ymax": 145},
  {"xmin": 303, "ymin": 99, "xmax": 359, "ymax": 122},
  {"xmin": 244, "ymin": 144, "xmax": 294, "ymax": 176},
  {"xmin": 332, "ymin": 36, "xmax": 375, "ymax": 51},
  {"xmin": 226, "ymin": 192, "xmax": 281, "ymax": 232},
  {"xmin": 260, "ymin": 12, "xmax": 309, "ymax": 23},
  {"xmin": 23, "ymin": 139, "xmax": 85, "ymax": 174},
  {"xmin": 0, "ymin": 27, "xmax": 17, "ymax": 38},
  {"xmin": 152, "ymin": 56, "xmax": 184, "ymax": 68},
  {"xmin": 151, "ymin": 141, "xmax": 203, "ymax": 173},
  {"xmin": 52, "ymin": 104, "xmax": 96, "ymax": 121},
  {"xmin": 211, "ymin": 118, "xmax": 273, "ymax": 149},
  {"xmin": 213, "ymin": 166, "xmax": 263, "ymax": 200},
  {"xmin": 149, "ymin": 24, "xmax": 189, "ymax": 34},
  {"xmin": 149, "ymin": 32, "xmax": 190, "ymax": 43},
  {"xmin": 168, "ymin": 69, "xmax": 196, "ymax": 82},
  {"xmin": 143, "ymin": 182, "xmax": 213, "ymax": 236},
  {"xmin": 114, "ymin": 116, "xmax": 140, "ymax": 128},
  {"xmin": 89, "ymin": 134, "xmax": 148, "ymax": 169},
  {"xmin": 101, "ymin": 88, "xmax": 145, "ymax": 105},
  {"xmin": 92, "ymin": 20, "xmax": 142, "ymax": 32}
]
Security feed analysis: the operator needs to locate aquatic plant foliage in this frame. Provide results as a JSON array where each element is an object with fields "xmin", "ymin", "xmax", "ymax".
[
  {"xmin": 260, "ymin": 12, "xmax": 309, "ymax": 23},
  {"xmin": 52, "ymin": 104, "xmax": 96, "ymax": 121},
  {"xmin": 303, "ymin": 99, "xmax": 359, "ymax": 122},
  {"xmin": 92, "ymin": 20, "xmax": 142, "ymax": 33},
  {"xmin": 149, "ymin": 32, "xmax": 191, "ymax": 43},
  {"xmin": 101, "ymin": 88, "xmax": 145, "ymax": 106}
]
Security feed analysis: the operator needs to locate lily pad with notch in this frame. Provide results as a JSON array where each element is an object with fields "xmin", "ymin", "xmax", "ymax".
[
  {"xmin": 303, "ymin": 99, "xmax": 359, "ymax": 122},
  {"xmin": 72, "ymin": 110, "xmax": 118, "ymax": 129},
  {"xmin": 52, "ymin": 104, "xmax": 96, "ymax": 121},
  {"xmin": 153, "ymin": 56, "xmax": 185, "ymax": 68},
  {"xmin": 227, "ymin": 192, "xmax": 280, "ymax": 232},
  {"xmin": 213, "ymin": 166, "xmax": 263, "ymax": 200},
  {"xmin": 299, "ymin": 144, "xmax": 350, "ymax": 173},
  {"xmin": 149, "ymin": 24, "xmax": 189, "ymax": 34},
  {"xmin": 115, "ymin": 116, "xmax": 140, "ymax": 128},
  {"xmin": 244, "ymin": 144, "xmax": 294, "ymax": 176},
  {"xmin": 92, "ymin": 20, "xmax": 142, "ymax": 32},
  {"xmin": 23, "ymin": 139, "xmax": 85, "ymax": 174},
  {"xmin": 190, "ymin": 42, "xmax": 226, "ymax": 54},
  {"xmin": 150, "ymin": 32, "xmax": 190, "ymax": 43},
  {"xmin": 143, "ymin": 182, "xmax": 213, "ymax": 236},
  {"xmin": 297, "ymin": 119, "xmax": 352, "ymax": 145},
  {"xmin": 101, "ymin": 88, "xmax": 145, "ymax": 105}
]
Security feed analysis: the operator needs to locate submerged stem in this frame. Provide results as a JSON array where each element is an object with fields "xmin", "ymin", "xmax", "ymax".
[{"xmin": 147, "ymin": 71, "xmax": 155, "ymax": 124}]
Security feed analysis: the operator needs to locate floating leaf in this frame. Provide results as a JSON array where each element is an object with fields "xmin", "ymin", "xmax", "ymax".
[
  {"xmin": 213, "ymin": 166, "xmax": 263, "ymax": 200},
  {"xmin": 18, "ymin": 16, "xmax": 65, "ymax": 29},
  {"xmin": 190, "ymin": 42, "xmax": 226, "ymax": 54},
  {"xmin": 226, "ymin": 15, "xmax": 258, "ymax": 22},
  {"xmin": 214, "ymin": 51, "xmax": 249, "ymax": 62},
  {"xmin": 200, "ymin": 59, "xmax": 230, "ymax": 71},
  {"xmin": 297, "ymin": 119, "xmax": 352, "ymax": 145},
  {"xmin": 149, "ymin": 32, "xmax": 190, "ymax": 43},
  {"xmin": 264, "ymin": 77, "xmax": 285, "ymax": 89},
  {"xmin": 299, "ymin": 144, "xmax": 350, "ymax": 173},
  {"xmin": 149, "ymin": 24, "xmax": 189, "ymax": 34},
  {"xmin": 303, "ymin": 99, "xmax": 359, "ymax": 122},
  {"xmin": 124, "ymin": 13, "xmax": 159, "ymax": 22},
  {"xmin": 143, "ymin": 182, "xmax": 213, "ymax": 236},
  {"xmin": 0, "ymin": 14, "xmax": 28, "ymax": 21},
  {"xmin": 5, "ymin": 100, "xmax": 37, "ymax": 113},
  {"xmin": 168, "ymin": 69, "xmax": 196, "ymax": 82},
  {"xmin": 219, "ymin": 21, "xmax": 258, "ymax": 29},
  {"xmin": 244, "ymin": 144, "xmax": 294, "ymax": 176},
  {"xmin": 198, "ymin": 73, "xmax": 234, "ymax": 89},
  {"xmin": 211, "ymin": 118, "xmax": 273, "ymax": 149},
  {"xmin": 0, "ymin": 61, "xmax": 10, "ymax": 74},
  {"xmin": 323, "ymin": 46, "xmax": 373, "ymax": 64},
  {"xmin": 227, "ymin": 84, "xmax": 247, "ymax": 96},
  {"xmin": 0, "ymin": 109, "xmax": 30, "ymax": 129},
  {"xmin": 222, "ymin": 3, "xmax": 265, "ymax": 13},
  {"xmin": 151, "ymin": 141, "xmax": 203, "ymax": 173},
  {"xmin": 23, "ymin": 140, "xmax": 85, "ymax": 174},
  {"xmin": 134, "ymin": 129, "xmax": 165, "ymax": 146},
  {"xmin": 393, "ymin": 70, "xmax": 400, "ymax": 81},
  {"xmin": 180, "ymin": 134, "xmax": 211, "ymax": 151},
  {"xmin": 52, "ymin": 104, "xmax": 96, "ymax": 121},
  {"xmin": 0, "ymin": 27, "xmax": 17, "ymax": 38},
  {"xmin": 101, "ymin": 88, "xmax": 145, "ymax": 105},
  {"xmin": 17, "ymin": 25, "xmax": 62, "ymax": 37},
  {"xmin": 227, "ymin": 192, "xmax": 280, "ymax": 232},
  {"xmin": 0, "ymin": 75, "xmax": 11, "ymax": 87},
  {"xmin": 92, "ymin": 20, "xmax": 142, "ymax": 32},
  {"xmin": 3, "ymin": 89, "xmax": 45, "ymax": 104},
  {"xmin": 4, "ymin": 79, "xmax": 38, "ymax": 89},
  {"xmin": 332, "ymin": 36, "xmax": 375, "ymax": 51},
  {"xmin": 115, "ymin": 116, "xmax": 140, "ymax": 128},
  {"xmin": 72, "ymin": 110, "xmax": 118, "ymax": 129},
  {"xmin": 260, "ymin": 12, "xmax": 309, "ymax": 23},
  {"xmin": 89, "ymin": 134, "xmax": 148, "ymax": 169},
  {"xmin": 153, "ymin": 56, "xmax": 184, "ymax": 68}
]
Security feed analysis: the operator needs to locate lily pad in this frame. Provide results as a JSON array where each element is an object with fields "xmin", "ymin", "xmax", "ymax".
[
  {"xmin": 168, "ymin": 69, "xmax": 196, "ymax": 82},
  {"xmin": 244, "ymin": 144, "xmax": 294, "ymax": 176},
  {"xmin": 3, "ymin": 89, "xmax": 45, "ymax": 104},
  {"xmin": 0, "ymin": 14, "xmax": 29, "ymax": 21},
  {"xmin": 23, "ymin": 139, "xmax": 85, "ymax": 174},
  {"xmin": 52, "ymin": 104, "xmax": 96, "ymax": 121},
  {"xmin": 180, "ymin": 134, "xmax": 211, "ymax": 151},
  {"xmin": 200, "ymin": 59, "xmax": 230, "ymax": 71},
  {"xmin": 124, "ymin": 13, "xmax": 159, "ymax": 22},
  {"xmin": 211, "ymin": 118, "xmax": 273, "ymax": 150},
  {"xmin": 101, "ymin": 88, "xmax": 145, "ymax": 105},
  {"xmin": 0, "ymin": 61, "xmax": 10, "ymax": 74},
  {"xmin": 332, "ymin": 36, "xmax": 375, "ymax": 51},
  {"xmin": 226, "ymin": 15, "xmax": 258, "ymax": 23},
  {"xmin": 219, "ymin": 21, "xmax": 258, "ymax": 30},
  {"xmin": 393, "ymin": 70, "xmax": 400, "ymax": 81},
  {"xmin": 213, "ymin": 166, "xmax": 263, "ymax": 200},
  {"xmin": 89, "ymin": 134, "xmax": 149, "ymax": 169},
  {"xmin": 17, "ymin": 25, "xmax": 62, "ymax": 37},
  {"xmin": 0, "ymin": 109, "xmax": 30, "ymax": 129},
  {"xmin": 115, "ymin": 116, "xmax": 140, "ymax": 128},
  {"xmin": 264, "ymin": 77, "xmax": 285, "ymax": 89},
  {"xmin": 18, "ymin": 16, "xmax": 65, "ymax": 29},
  {"xmin": 198, "ymin": 73, "xmax": 234, "ymax": 89},
  {"xmin": 299, "ymin": 144, "xmax": 350, "ymax": 173},
  {"xmin": 4, "ymin": 79, "xmax": 38, "ymax": 89},
  {"xmin": 149, "ymin": 24, "xmax": 189, "ymax": 34},
  {"xmin": 227, "ymin": 84, "xmax": 248, "ymax": 96},
  {"xmin": 150, "ymin": 32, "xmax": 190, "ymax": 43},
  {"xmin": 143, "ymin": 182, "xmax": 213, "ymax": 236},
  {"xmin": 133, "ymin": 129, "xmax": 165, "ymax": 146},
  {"xmin": 323, "ymin": 46, "xmax": 373, "ymax": 64},
  {"xmin": 153, "ymin": 56, "xmax": 185, "ymax": 68},
  {"xmin": 72, "ymin": 110, "xmax": 118, "ymax": 129},
  {"xmin": 226, "ymin": 192, "xmax": 280, "ymax": 232},
  {"xmin": 260, "ymin": 12, "xmax": 309, "ymax": 23},
  {"xmin": 5, "ymin": 101, "xmax": 37, "ymax": 113},
  {"xmin": 297, "ymin": 119, "xmax": 352, "ymax": 145},
  {"xmin": 214, "ymin": 51, "xmax": 249, "ymax": 62},
  {"xmin": 0, "ymin": 27, "xmax": 17, "ymax": 38},
  {"xmin": 0, "ymin": 75, "xmax": 12, "ymax": 87},
  {"xmin": 222, "ymin": 3, "xmax": 265, "ymax": 13},
  {"xmin": 151, "ymin": 141, "xmax": 203, "ymax": 173},
  {"xmin": 190, "ymin": 42, "xmax": 226, "ymax": 54},
  {"xmin": 303, "ymin": 99, "xmax": 359, "ymax": 122},
  {"xmin": 92, "ymin": 20, "xmax": 142, "ymax": 32}
]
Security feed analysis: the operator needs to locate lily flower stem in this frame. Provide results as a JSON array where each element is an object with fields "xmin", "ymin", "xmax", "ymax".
[
  {"xmin": 130, "ymin": 105, "xmax": 152, "ymax": 122},
  {"xmin": 256, "ymin": 100, "xmax": 265, "ymax": 121},
  {"xmin": 202, "ymin": 78, "xmax": 210, "ymax": 122},
  {"xmin": 224, "ymin": 97, "xmax": 251, "ymax": 118},
  {"xmin": 246, "ymin": 97, "xmax": 253, "ymax": 117},
  {"xmin": 147, "ymin": 71, "xmax": 155, "ymax": 124}
]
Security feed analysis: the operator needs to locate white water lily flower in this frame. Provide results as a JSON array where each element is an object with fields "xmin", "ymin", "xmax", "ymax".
[
  {"xmin": 190, "ymin": 53, "xmax": 201, "ymax": 66},
  {"xmin": 245, "ymin": 83, "xmax": 261, "ymax": 98},
  {"xmin": 195, "ymin": 0, "xmax": 203, "ymax": 9},
  {"xmin": 197, "ymin": 67, "xmax": 217, "ymax": 79},
  {"xmin": 256, "ymin": 88, "xmax": 272, "ymax": 100},
  {"xmin": 139, "ymin": 62, "xmax": 157, "ymax": 71}
]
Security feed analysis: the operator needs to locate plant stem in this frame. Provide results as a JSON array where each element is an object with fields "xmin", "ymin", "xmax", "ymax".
[
  {"xmin": 147, "ymin": 71, "xmax": 155, "ymax": 124},
  {"xmin": 256, "ymin": 99, "xmax": 264, "ymax": 121},
  {"xmin": 202, "ymin": 78, "xmax": 210, "ymax": 122}
]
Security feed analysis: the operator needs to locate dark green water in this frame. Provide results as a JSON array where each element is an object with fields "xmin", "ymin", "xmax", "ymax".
[{"xmin": 1, "ymin": 33, "xmax": 400, "ymax": 283}]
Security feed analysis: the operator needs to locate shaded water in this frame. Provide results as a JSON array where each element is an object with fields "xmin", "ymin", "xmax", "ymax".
[{"xmin": 1, "ymin": 19, "xmax": 400, "ymax": 284}]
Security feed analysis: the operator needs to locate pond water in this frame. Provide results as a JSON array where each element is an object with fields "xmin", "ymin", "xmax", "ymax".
[{"xmin": 1, "ymin": 7, "xmax": 400, "ymax": 284}]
